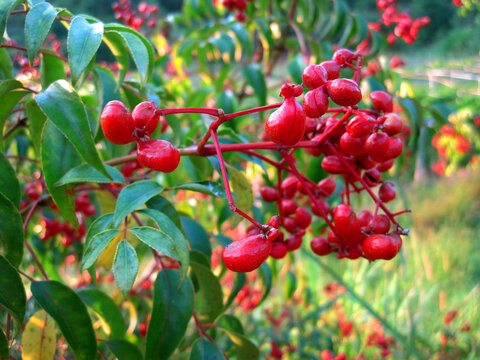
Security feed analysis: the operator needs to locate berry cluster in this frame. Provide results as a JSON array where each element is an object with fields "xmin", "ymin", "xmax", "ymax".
[
  {"xmin": 100, "ymin": 100, "xmax": 179, "ymax": 173},
  {"xmin": 370, "ymin": 0, "xmax": 430, "ymax": 44},
  {"xmin": 112, "ymin": 0, "xmax": 159, "ymax": 31},
  {"xmin": 216, "ymin": 0, "xmax": 254, "ymax": 22},
  {"xmin": 432, "ymin": 124, "xmax": 472, "ymax": 176}
]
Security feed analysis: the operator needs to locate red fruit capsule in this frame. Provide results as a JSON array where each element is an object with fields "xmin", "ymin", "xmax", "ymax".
[
  {"xmin": 268, "ymin": 215, "xmax": 281, "ymax": 228},
  {"xmin": 365, "ymin": 132, "xmax": 390, "ymax": 162},
  {"xmin": 270, "ymin": 241, "xmax": 288, "ymax": 259},
  {"xmin": 265, "ymin": 85, "xmax": 306, "ymax": 146},
  {"xmin": 369, "ymin": 214, "xmax": 391, "ymax": 234},
  {"xmin": 377, "ymin": 159, "xmax": 394, "ymax": 172},
  {"xmin": 363, "ymin": 168, "xmax": 381, "ymax": 186},
  {"xmin": 221, "ymin": 234, "xmax": 272, "ymax": 272},
  {"xmin": 384, "ymin": 137, "xmax": 403, "ymax": 160},
  {"xmin": 283, "ymin": 217, "xmax": 298, "ymax": 233},
  {"xmin": 281, "ymin": 199, "xmax": 298, "ymax": 216},
  {"xmin": 304, "ymin": 117, "xmax": 317, "ymax": 134},
  {"xmin": 100, "ymin": 100, "xmax": 136, "ymax": 145},
  {"xmin": 281, "ymin": 177, "xmax": 298, "ymax": 199},
  {"xmin": 340, "ymin": 132, "xmax": 367, "ymax": 156},
  {"xmin": 311, "ymin": 236, "xmax": 332, "ymax": 256},
  {"xmin": 358, "ymin": 210, "xmax": 373, "ymax": 227},
  {"xmin": 318, "ymin": 177, "xmax": 336, "ymax": 197},
  {"xmin": 320, "ymin": 60, "xmax": 341, "ymax": 80},
  {"xmin": 326, "ymin": 79, "xmax": 362, "ymax": 107},
  {"xmin": 321, "ymin": 156, "xmax": 348, "ymax": 174},
  {"xmin": 294, "ymin": 207, "xmax": 312, "ymax": 229},
  {"xmin": 302, "ymin": 64, "xmax": 328, "ymax": 90},
  {"xmin": 311, "ymin": 199, "xmax": 329, "ymax": 217},
  {"xmin": 132, "ymin": 101, "xmax": 160, "ymax": 136},
  {"xmin": 286, "ymin": 235, "xmax": 303, "ymax": 251},
  {"xmin": 370, "ymin": 91, "xmax": 393, "ymax": 113},
  {"xmin": 362, "ymin": 234, "xmax": 398, "ymax": 260},
  {"xmin": 136, "ymin": 139, "xmax": 180, "ymax": 173},
  {"xmin": 347, "ymin": 116, "xmax": 375, "ymax": 138},
  {"xmin": 332, "ymin": 49, "xmax": 357, "ymax": 66},
  {"xmin": 260, "ymin": 187, "xmax": 278, "ymax": 202},
  {"xmin": 302, "ymin": 88, "xmax": 329, "ymax": 118},
  {"xmin": 379, "ymin": 182, "xmax": 396, "ymax": 202},
  {"xmin": 382, "ymin": 113, "xmax": 403, "ymax": 136}
]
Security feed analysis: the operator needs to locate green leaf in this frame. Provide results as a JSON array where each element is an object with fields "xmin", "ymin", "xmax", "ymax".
[
  {"xmin": 24, "ymin": 99, "xmax": 46, "ymax": 154},
  {"xmin": 190, "ymin": 337, "xmax": 227, "ymax": 360},
  {"xmin": 218, "ymin": 327, "xmax": 259, "ymax": 360},
  {"xmin": 68, "ymin": 16, "xmax": 104, "ymax": 85},
  {"xmin": 145, "ymin": 269, "xmax": 194, "ymax": 360},
  {"xmin": 0, "ymin": 80, "xmax": 28, "ymax": 148},
  {"xmin": 258, "ymin": 262, "xmax": 272, "ymax": 306},
  {"xmin": 0, "ymin": 152, "xmax": 20, "ymax": 208},
  {"xmin": 174, "ymin": 180, "xmax": 227, "ymax": 198},
  {"xmin": 40, "ymin": 49, "xmax": 66, "ymax": 89},
  {"xmin": 223, "ymin": 272, "xmax": 246, "ymax": 311},
  {"xmin": 0, "ymin": 0, "xmax": 23, "ymax": 38},
  {"xmin": 113, "ymin": 240, "xmax": 138, "ymax": 296},
  {"xmin": 242, "ymin": 64, "xmax": 267, "ymax": 105},
  {"xmin": 113, "ymin": 180, "xmax": 163, "ymax": 227},
  {"xmin": 181, "ymin": 217, "xmax": 212, "ymax": 259},
  {"xmin": 136, "ymin": 208, "xmax": 189, "ymax": 281},
  {"xmin": 287, "ymin": 55, "xmax": 306, "ymax": 85},
  {"xmin": 25, "ymin": 2, "xmax": 58, "ymax": 65},
  {"xmin": 93, "ymin": 66, "xmax": 121, "ymax": 109},
  {"xmin": 81, "ymin": 229, "xmax": 120, "ymax": 271},
  {"xmin": 216, "ymin": 314, "xmax": 244, "ymax": 335},
  {"xmin": 227, "ymin": 164, "xmax": 253, "ymax": 227},
  {"xmin": 0, "ymin": 254, "xmax": 26, "ymax": 334},
  {"xmin": 55, "ymin": 164, "xmax": 125, "ymax": 186},
  {"xmin": 146, "ymin": 196, "xmax": 183, "ymax": 233},
  {"xmin": 190, "ymin": 262, "xmax": 223, "ymax": 323},
  {"xmin": 77, "ymin": 288, "xmax": 126, "ymax": 339},
  {"xmin": 35, "ymin": 80, "xmax": 109, "ymax": 178},
  {"xmin": 41, "ymin": 120, "xmax": 81, "ymax": 226},
  {"xmin": 104, "ymin": 25, "xmax": 155, "ymax": 84},
  {"xmin": 106, "ymin": 339, "xmax": 143, "ymax": 360},
  {"xmin": 0, "ymin": 193, "xmax": 23, "ymax": 268},
  {"xmin": 31, "ymin": 280, "xmax": 97, "ymax": 360},
  {"xmin": 84, "ymin": 213, "xmax": 114, "ymax": 249},
  {"xmin": 0, "ymin": 48, "xmax": 13, "ymax": 79},
  {"xmin": 102, "ymin": 31, "xmax": 129, "ymax": 85},
  {"xmin": 0, "ymin": 328, "xmax": 7, "ymax": 358},
  {"xmin": 284, "ymin": 270, "xmax": 297, "ymax": 299}
]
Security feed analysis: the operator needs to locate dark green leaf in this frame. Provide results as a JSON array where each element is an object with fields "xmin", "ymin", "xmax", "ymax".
[
  {"xmin": 107, "ymin": 339, "xmax": 143, "ymax": 360},
  {"xmin": 242, "ymin": 64, "xmax": 267, "ymax": 105},
  {"xmin": 181, "ymin": 217, "xmax": 212, "ymax": 259},
  {"xmin": 223, "ymin": 272, "xmax": 246, "ymax": 310},
  {"xmin": 218, "ymin": 327, "xmax": 259, "ymax": 360},
  {"xmin": 190, "ymin": 262, "xmax": 223, "ymax": 323},
  {"xmin": 113, "ymin": 180, "xmax": 163, "ymax": 227},
  {"xmin": 85, "ymin": 213, "xmax": 114, "ymax": 249},
  {"xmin": 102, "ymin": 31, "xmax": 129, "ymax": 85},
  {"xmin": 284, "ymin": 271, "xmax": 297, "ymax": 299},
  {"xmin": 55, "ymin": 164, "xmax": 125, "ymax": 186},
  {"xmin": 216, "ymin": 314, "xmax": 244, "ymax": 335},
  {"xmin": 174, "ymin": 181, "xmax": 227, "ymax": 198},
  {"xmin": 146, "ymin": 196, "xmax": 183, "ymax": 232},
  {"xmin": 113, "ymin": 240, "xmax": 138, "ymax": 296},
  {"xmin": 190, "ymin": 337, "xmax": 227, "ymax": 360},
  {"xmin": 0, "ymin": 152, "xmax": 20, "ymax": 208},
  {"xmin": 81, "ymin": 229, "xmax": 120, "ymax": 270},
  {"xmin": 35, "ymin": 80, "xmax": 109, "ymax": 178},
  {"xmin": 0, "ymin": 193, "xmax": 23, "ymax": 268},
  {"xmin": 40, "ymin": 49, "xmax": 67, "ymax": 89},
  {"xmin": 0, "ymin": 328, "xmax": 7, "ymax": 358},
  {"xmin": 93, "ymin": 66, "xmax": 121, "ymax": 110},
  {"xmin": 41, "ymin": 120, "xmax": 81, "ymax": 226},
  {"xmin": 24, "ymin": 99, "xmax": 46, "ymax": 154},
  {"xmin": 258, "ymin": 262, "xmax": 272, "ymax": 305},
  {"xmin": 145, "ymin": 269, "xmax": 194, "ymax": 360},
  {"xmin": 136, "ymin": 208, "xmax": 189, "ymax": 281},
  {"xmin": 77, "ymin": 288, "xmax": 126, "ymax": 339},
  {"xmin": 0, "ymin": 48, "xmax": 12, "ymax": 79},
  {"xmin": 31, "ymin": 280, "xmax": 97, "ymax": 360},
  {"xmin": 287, "ymin": 55, "xmax": 306, "ymax": 85},
  {"xmin": 25, "ymin": 2, "xmax": 57, "ymax": 65},
  {"xmin": 0, "ymin": 254, "xmax": 26, "ymax": 334},
  {"xmin": 68, "ymin": 16, "xmax": 104, "ymax": 84},
  {"xmin": 0, "ymin": 0, "xmax": 23, "ymax": 38}
]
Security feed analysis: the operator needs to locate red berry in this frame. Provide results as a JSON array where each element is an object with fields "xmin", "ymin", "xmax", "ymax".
[
  {"xmin": 379, "ymin": 182, "xmax": 396, "ymax": 202},
  {"xmin": 136, "ymin": 139, "xmax": 180, "ymax": 173},
  {"xmin": 138, "ymin": 323, "xmax": 147, "ymax": 337},
  {"xmin": 370, "ymin": 90, "xmax": 393, "ymax": 113},
  {"xmin": 322, "ymin": 156, "xmax": 349, "ymax": 175},
  {"xmin": 265, "ymin": 87, "xmax": 306, "ymax": 146},
  {"xmin": 382, "ymin": 113, "xmax": 403, "ymax": 136},
  {"xmin": 281, "ymin": 177, "xmax": 298, "ymax": 199},
  {"xmin": 235, "ymin": 10, "xmax": 246, "ymax": 22},
  {"xmin": 294, "ymin": 207, "xmax": 312, "ymax": 228},
  {"xmin": 100, "ymin": 100, "xmax": 136, "ymax": 145},
  {"xmin": 270, "ymin": 241, "xmax": 288, "ymax": 259},
  {"xmin": 132, "ymin": 101, "xmax": 160, "ymax": 136},
  {"xmin": 347, "ymin": 116, "xmax": 375, "ymax": 138},
  {"xmin": 283, "ymin": 217, "xmax": 298, "ymax": 233},
  {"xmin": 311, "ymin": 199, "xmax": 329, "ymax": 217},
  {"xmin": 318, "ymin": 178, "xmax": 336, "ymax": 197},
  {"xmin": 266, "ymin": 228, "xmax": 279, "ymax": 242},
  {"xmin": 311, "ymin": 236, "xmax": 332, "ymax": 255},
  {"xmin": 377, "ymin": 159, "xmax": 394, "ymax": 172},
  {"xmin": 320, "ymin": 60, "xmax": 341, "ymax": 80},
  {"xmin": 324, "ymin": 116, "xmax": 347, "ymax": 142},
  {"xmin": 326, "ymin": 79, "xmax": 362, "ymax": 107},
  {"xmin": 362, "ymin": 234, "xmax": 397, "ymax": 260},
  {"xmin": 302, "ymin": 64, "xmax": 327, "ymax": 90},
  {"xmin": 333, "ymin": 204, "xmax": 361, "ymax": 241},
  {"xmin": 268, "ymin": 215, "xmax": 281, "ymax": 228},
  {"xmin": 221, "ymin": 234, "xmax": 272, "ymax": 272},
  {"xmin": 260, "ymin": 187, "xmax": 278, "ymax": 202},
  {"xmin": 332, "ymin": 49, "xmax": 357, "ymax": 66},
  {"xmin": 365, "ymin": 132, "xmax": 390, "ymax": 161},
  {"xmin": 281, "ymin": 199, "xmax": 298, "ymax": 216},
  {"xmin": 369, "ymin": 214, "xmax": 391, "ymax": 234},
  {"xmin": 384, "ymin": 137, "xmax": 403, "ymax": 160},
  {"xmin": 302, "ymin": 88, "xmax": 329, "ymax": 118},
  {"xmin": 358, "ymin": 155, "xmax": 376, "ymax": 170},
  {"xmin": 340, "ymin": 132, "xmax": 367, "ymax": 156},
  {"xmin": 363, "ymin": 168, "xmax": 381, "ymax": 186},
  {"xmin": 358, "ymin": 210, "xmax": 373, "ymax": 227},
  {"xmin": 286, "ymin": 234, "xmax": 303, "ymax": 251}
]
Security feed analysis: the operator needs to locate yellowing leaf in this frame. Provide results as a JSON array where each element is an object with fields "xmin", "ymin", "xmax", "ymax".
[
  {"xmin": 227, "ymin": 164, "xmax": 253, "ymax": 227},
  {"xmin": 22, "ymin": 310, "xmax": 56, "ymax": 360},
  {"xmin": 97, "ymin": 231, "xmax": 138, "ymax": 270}
]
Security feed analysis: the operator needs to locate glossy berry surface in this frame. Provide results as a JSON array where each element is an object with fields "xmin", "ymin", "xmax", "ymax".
[
  {"xmin": 132, "ymin": 101, "xmax": 160, "ymax": 136},
  {"xmin": 362, "ymin": 234, "xmax": 397, "ymax": 260},
  {"xmin": 320, "ymin": 60, "xmax": 341, "ymax": 80},
  {"xmin": 347, "ymin": 116, "xmax": 375, "ymax": 138},
  {"xmin": 311, "ymin": 236, "xmax": 332, "ymax": 256},
  {"xmin": 302, "ymin": 64, "xmax": 328, "ymax": 90},
  {"xmin": 222, "ymin": 234, "xmax": 272, "ymax": 272},
  {"xmin": 370, "ymin": 91, "xmax": 393, "ymax": 113},
  {"xmin": 100, "ymin": 100, "xmax": 136, "ymax": 145},
  {"xmin": 270, "ymin": 241, "xmax": 288, "ymax": 259},
  {"xmin": 303, "ymin": 88, "xmax": 329, "ymax": 118},
  {"xmin": 326, "ymin": 79, "xmax": 362, "ymax": 107},
  {"xmin": 136, "ymin": 139, "xmax": 180, "ymax": 173},
  {"xmin": 379, "ymin": 182, "xmax": 396, "ymax": 202}
]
